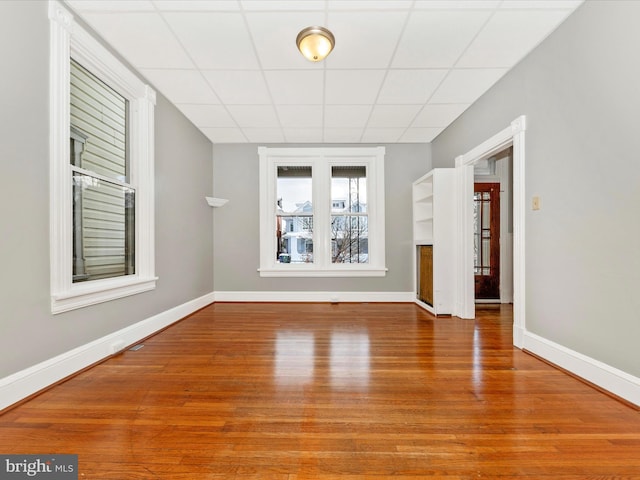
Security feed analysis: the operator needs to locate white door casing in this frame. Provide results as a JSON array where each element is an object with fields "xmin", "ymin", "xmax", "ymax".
[{"xmin": 454, "ymin": 116, "xmax": 526, "ymax": 348}]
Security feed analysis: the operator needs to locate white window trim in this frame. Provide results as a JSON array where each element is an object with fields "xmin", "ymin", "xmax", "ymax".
[
  {"xmin": 258, "ymin": 146, "xmax": 387, "ymax": 277},
  {"xmin": 49, "ymin": 1, "xmax": 156, "ymax": 314}
]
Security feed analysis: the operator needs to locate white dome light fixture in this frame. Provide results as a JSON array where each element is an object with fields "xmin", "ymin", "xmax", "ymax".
[{"xmin": 296, "ymin": 26, "xmax": 335, "ymax": 62}]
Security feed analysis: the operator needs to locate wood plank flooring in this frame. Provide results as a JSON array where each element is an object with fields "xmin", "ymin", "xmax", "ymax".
[{"xmin": 1, "ymin": 303, "xmax": 638, "ymax": 479}]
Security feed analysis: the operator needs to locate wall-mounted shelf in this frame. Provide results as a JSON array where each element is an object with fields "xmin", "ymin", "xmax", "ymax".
[{"xmin": 206, "ymin": 197, "xmax": 229, "ymax": 208}]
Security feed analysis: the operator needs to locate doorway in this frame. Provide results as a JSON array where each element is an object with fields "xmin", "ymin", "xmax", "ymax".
[{"xmin": 454, "ymin": 115, "xmax": 526, "ymax": 348}]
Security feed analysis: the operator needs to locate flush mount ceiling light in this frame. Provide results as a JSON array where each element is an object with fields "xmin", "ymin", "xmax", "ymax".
[{"xmin": 296, "ymin": 26, "xmax": 335, "ymax": 62}]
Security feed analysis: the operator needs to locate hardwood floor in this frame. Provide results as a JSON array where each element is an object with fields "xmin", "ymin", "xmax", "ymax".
[{"xmin": 1, "ymin": 303, "xmax": 638, "ymax": 479}]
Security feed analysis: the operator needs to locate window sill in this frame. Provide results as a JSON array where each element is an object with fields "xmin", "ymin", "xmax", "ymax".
[
  {"xmin": 51, "ymin": 276, "xmax": 158, "ymax": 314},
  {"xmin": 258, "ymin": 267, "xmax": 387, "ymax": 278}
]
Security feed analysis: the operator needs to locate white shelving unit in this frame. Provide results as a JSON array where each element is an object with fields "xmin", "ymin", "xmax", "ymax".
[{"xmin": 412, "ymin": 168, "xmax": 455, "ymax": 315}]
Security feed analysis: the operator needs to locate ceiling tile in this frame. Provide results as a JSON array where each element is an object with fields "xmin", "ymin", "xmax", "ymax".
[
  {"xmin": 283, "ymin": 128, "xmax": 324, "ymax": 143},
  {"xmin": 361, "ymin": 128, "xmax": 404, "ymax": 143},
  {"xmin": 241, "ymin": 1, "xmax": 326, "ymax": 11},
  {"xmin": 245, "ymin": 12, "xmax": 328, "ymax": 69},
  {"xmin": 243, "ymin": 128, "xmax": 286, "ymax": 143},
  {"xmin": 323, "ymin": 128, "xmax": 364, "ymax": 143},
  {"xmin": 264, "ymin": 70, "xmax": 324, "ymax": 105},
  {"xmin": 227, "ymin": 105, "xmax": 280, "ymax": 128},
  {"xmin": 367, "ymin": 105, "xmax": 422, "ymax": 128},
  {"xmin": 176, "ymin": 104, "xmax": 236, "ymax": 128},
  {"xmin": 457, "ymin": 10, "xmax": 572, "ymax": 68},
  {"xmin": 163, "ymin": 12, "xmax": 259, "ymax": 69},
  {"xmin": 325, "ymin": 70, "xmax": 386, "ymax": 105},
  {"xmin": 499, "ymin": 1, "xmax": 582, "ymax": 9},
  {"xmin": 392, "ymin": 11, "xmax": 491, "ymax": 68},
  {"xmin": 413, "ymin": 0, "xmax": 500, "ymax": 8},
  {"xmin": 276, "ymin": 106, "xmax": 323, "ymax": 128},
  {"xmin": 324, "ymin": 105, "xmax": 372, "ymax": 128},
  {"xmin": 201, "ymin": 127, "xmax": 248, "ymax": 143},
  {"xmin": 429, "ymin": 68, "xmax": 507, "ymax": 104},
  {"xmin": 153, "ymin": 1, "xmax": 240, "ymax": 11},
  {"xmin": 377, "ymin": 69, "xmax": 448, "ymax": 104},
  {"xmin": 326, "ymin": 11, "xmax": 408, "ymax": 69},
  {"xmin": 202, "ymin": 70, "xmax": 271, "ymax": 105},
  {"xmin": 412, "ymin": 104, "xmax": 469, "ymax": 127},
  {"xmin": 141, "ymin": 69, "xmax": 220, "ymax": 104},
  {"xmin": 67, "ymin": 1, "xmax": 154, "ymax": 12},
  {"xmin": 80, "ymin": 13, "xmax": 193, "ymax": 69},
  {"xmin": 400, "ymin": 127, "xmax": 443, "ymax": 143},
  {"xmin": 328, "ymin": 1, "xmax": 413, "ymax": 9}
]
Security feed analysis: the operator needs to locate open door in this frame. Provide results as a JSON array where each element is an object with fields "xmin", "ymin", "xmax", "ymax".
[{"xmin": 474, "ymin": 183, "xmax": 500, "ymax": 300}]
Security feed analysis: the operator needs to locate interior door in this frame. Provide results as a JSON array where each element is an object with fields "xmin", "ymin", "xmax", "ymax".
[{"xmin": 474, "ymin": 183, "xmax": 500, "ymax": 300}]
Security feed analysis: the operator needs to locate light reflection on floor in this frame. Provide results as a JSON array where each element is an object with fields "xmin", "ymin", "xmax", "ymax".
[
  {"xmin": 274, "ymin": 331, "xmax": 315, "ymax": 386},
  {"xmin": 330, "ymin": 331, "xmax": 370, "ymax": 389},
  {"xmin": 273, "ymin": 329, "xmax": 370, "ymax": 389}
]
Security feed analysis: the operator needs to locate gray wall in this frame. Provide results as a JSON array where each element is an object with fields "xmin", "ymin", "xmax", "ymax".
[
  {"xmin": 432, "ymin": 1, "xmax": 640, "ymax": 377},
  {"xmin": 0, "ymin": 1, "xmax": 213, "ymax": 378},
  {"xmin": 213, "ymin": 144, "xmax": 431, "ymax": 293}
]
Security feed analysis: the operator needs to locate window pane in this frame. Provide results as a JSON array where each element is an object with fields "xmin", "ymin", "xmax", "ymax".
[
  {"xmin": 72, "ymin": 172, "xmax": 135, "ymax": 282},
  {"xmin": 70, "ymin": 59, "xmax": 129, "ymax": 183},
  {"xmin": 277, "ymin": 215, "xmax": 313, "ymax": 264},
  {"xmin": 276, "ymin": 166, "xmax": 313, "ymax": 264},
  {"xmin": 331, "ymin": 166, "xmax": 367, "ymax": 213},
  {"xmin": 277, "ymin": 166, "xmax": 312, "ymax": 213},
  {"xmin": 331, "ymin": 166, "xmax": 368, "ymax": 264},
  {"xmin": 331, "ymin": 215, "xmax": 368, "ymax": 264}
]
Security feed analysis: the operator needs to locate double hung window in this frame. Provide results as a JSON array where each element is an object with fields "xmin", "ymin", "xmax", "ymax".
[
  {"xmin": 49, "ymin": 1, "xmax": 156, "ymax": 313},
  {"xmin": 259, "ymin": 147, "xmax": 386, "ymax": 277}
]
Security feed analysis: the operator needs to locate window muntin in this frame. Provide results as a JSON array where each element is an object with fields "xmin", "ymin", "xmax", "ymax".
[{"xmin": 259, "ymin": 147, "xmax": 386, "ymax": 277}]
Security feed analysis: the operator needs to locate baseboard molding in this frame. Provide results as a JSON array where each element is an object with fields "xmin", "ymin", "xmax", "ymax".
[
  {"xmin": 0, "ymin": 292, "xmax": 215, "ymax": 412},
  {"xmin": 214, "ymin": 290, "xmax": 415, "ymax": 303},
  {"xmin": 523, "ymin": 331, "xmax": 640, "ymax": 407},
  {"xmin": 513, "ymin": 325, "xmax": 525, "ymax": 349}
]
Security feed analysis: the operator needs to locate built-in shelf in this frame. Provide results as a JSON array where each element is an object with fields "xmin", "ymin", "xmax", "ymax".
[
  {"xmin": 412, "ymin": 168, "xmax": 455, "ymax": 315},
  {"xmin": 206, "ymin": 197, "xmax": 229, "ymax": 208}
]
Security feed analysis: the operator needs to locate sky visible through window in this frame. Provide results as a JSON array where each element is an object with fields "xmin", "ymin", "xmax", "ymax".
[{"xmin": 277, "ymin": 179, "xmax": 364, "ymax": 212}]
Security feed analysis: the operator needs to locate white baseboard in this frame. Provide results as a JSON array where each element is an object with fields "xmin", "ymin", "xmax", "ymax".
[
  {"xmin": 213, "ymin": 290, "xmax": 415, "ymax": 303},
  {"xmin": 0, "ymin": 292, "xmax": 215, "ymax": 412},
  {"xmin": 6, "ymin": 295, "xmax": 635, "ymax": 411},
  {"xmin": 523, "ymin": 331, "xmax": 639, "ymax": 407},
  {"xmin": 513, "ymin": 325, "xmax": 525, "ymax": 349}
]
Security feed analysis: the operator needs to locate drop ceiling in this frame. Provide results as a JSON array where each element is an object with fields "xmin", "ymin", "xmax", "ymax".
[{"xmin": 66, "ymin": 0, "xmax": 583, "ymax": 144}]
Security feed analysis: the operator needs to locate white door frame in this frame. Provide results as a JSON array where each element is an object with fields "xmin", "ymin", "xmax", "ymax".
[{"xmin": 454, "ymin": 116, "xmax": 526, "ymax": 348}]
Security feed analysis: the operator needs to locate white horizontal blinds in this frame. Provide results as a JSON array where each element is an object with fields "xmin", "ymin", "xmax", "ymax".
[
  {"xmin": 276, "ymin": 166, "xmax": 312, "ymax": 178},
  {"xmin": 330, "ymin": 165, "xmax": 366, "ymax": 178},
  {"xmin": 70, "ymin": 59, "xmax": 134, "ymax": 282}
]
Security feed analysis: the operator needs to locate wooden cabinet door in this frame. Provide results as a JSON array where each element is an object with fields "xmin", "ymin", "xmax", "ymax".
[{"xmin": 418, "ymin": 245, "xmax": 433, "ymax": 306}]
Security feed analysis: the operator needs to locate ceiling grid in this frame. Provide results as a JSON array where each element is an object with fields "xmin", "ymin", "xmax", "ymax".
[{"xmin": 66, "ymin": 0, "xmax": 583, "ymax": 144}]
